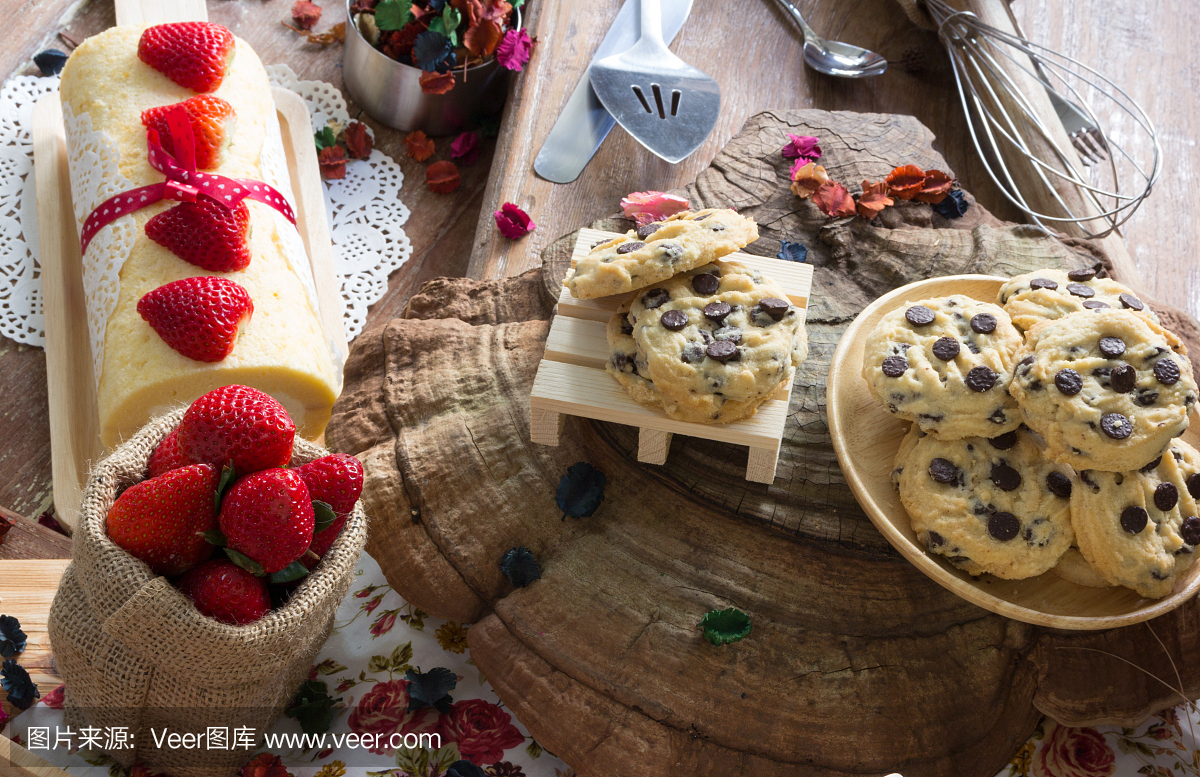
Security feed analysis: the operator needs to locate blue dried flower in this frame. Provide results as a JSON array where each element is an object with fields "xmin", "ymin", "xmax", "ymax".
[
  {"xmin": 0, "ymin": 615, "xmax": 26, "ymax": 657},
  {"xmin": 933, "ymin": 189, "xmax": 969, "ymax": 219},
  {"xmin": 1, "ymin": 658, "xmax": 39, "ymax": 709},
  {"xmin": 413, "ymin": 31, "xmax": 453, "ymax": 72},
  {"xmin": 446, "ymin": 760, "xmax": 486, "ymax": 777},
  {"xmin": 405, "ymin": 667, "xmax": 456, "ymax": 714},
  {"xmin": 776, "ymin": 241, "xmax": 807, "ymax": 263},
  {"xmin": 500, "ymin": 546, "xmax": 541, "ymax": 588},
  {"xmin": 33, "ymin": 49, "xmax": 68, "ymax": 76}
]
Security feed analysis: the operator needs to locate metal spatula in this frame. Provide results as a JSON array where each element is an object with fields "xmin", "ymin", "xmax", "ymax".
[{"xmin": 588, "ymin": 0, "xmax": 720, "ymax": 164}]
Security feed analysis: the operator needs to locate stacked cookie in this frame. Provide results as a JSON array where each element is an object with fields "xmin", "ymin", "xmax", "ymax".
[
  {"xmin": 866, "ymin": 270, "xmax": 1200, "ymax": 597},
  {"xmin": 566, "ymin": 210, "xmax": 808, "ymax": 425}
]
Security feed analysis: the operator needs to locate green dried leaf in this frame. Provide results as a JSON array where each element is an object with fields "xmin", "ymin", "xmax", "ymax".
[
  {"xmin": 699, "ymin": 607, "xmax": 752, "ymax": 646},
  {"xmin": 224, "ymin": 548, "xmax": 265, "ymax": 576},
  {"xmin": 556, "ymin": 461, "xmax": 605, "ymax": 519},
  {"xmin": 314, "ymin": 126, "xmax": 337, "ymax": 151},
  {"xmin": 285, "ymin": 679, "xmax": 342, "ymax": 735},
  {"xmin": 442, "ymin": 6, "xmax": 461, "ymax": 45},
  {"xmin": 268, "ymin": 561, "xmax": 310, "ymax": 584},
  {"xmin": 313, "ymin": 500, "xmax": 337, "ymax": 533},
  {"xmin": 374, "ymin": 0, "xmax": 413, "ymax": 31}
]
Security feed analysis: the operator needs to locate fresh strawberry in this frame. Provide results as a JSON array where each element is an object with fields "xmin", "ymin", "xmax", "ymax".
[
  {"xmin": 294, "ymin": 454, "xmax": 364, "ymax": 564},
  {"xmin": 138, "ymin": 22, "xmax": 236, "ymax": 93},
  {"xmin": 219, "ymin": 469, "xmax": 314, "ymax": 574},
  {"xmin": 147, "ymin": 427, "xmax": 193, "ymax": 478},
  {"xmin": 106, "ymin": 463, "xmax": 219, "ymax": 576},
  {"xmin": 178, "ymin": 385, "xmax": 295, "ymax": 473},
  {"xmin": 145, "ymin": 197, "xmax": 250, "ymax": 273},
  {"xmin": 138, "ymin": 276, "xmax": 254, "ymax": 363},
  {"xmin": 178, "ymin": 558, "xmax": 271, "ymax": 625},
  {"xmin": 141, "ymin": 95, "xmax": 237, "ymax": 170}
]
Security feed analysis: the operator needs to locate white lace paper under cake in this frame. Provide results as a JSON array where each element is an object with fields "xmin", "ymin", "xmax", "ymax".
[{"xmin": 0, "ymin": 64, "xmax": 411, "ymax": 350}]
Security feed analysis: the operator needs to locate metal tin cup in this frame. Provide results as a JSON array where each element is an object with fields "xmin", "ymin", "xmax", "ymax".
[{"xmin": 342, "ymin": 0, "xmax": 519, "ymax": 136}]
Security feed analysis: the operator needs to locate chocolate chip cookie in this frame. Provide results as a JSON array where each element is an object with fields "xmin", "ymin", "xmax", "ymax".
[
  {"xmin": 998, "ymin": 268, "xmax": 1174, "ymax": 339},
  {"xmin": 1009, "ymin": 310, "xmax": 1198, "ymax": 471},
  {"xmin": 862, "ymin": 296, "xmax": 1024, "ymax": 439},
  {"xmin": 1050, "ymin": 547, "xmax": 1115, "ymax": 588},
  {"xmin": 892, "ymin": 425, "xmax": 1075, "ymax": 579},
  {"xmin": 605, "ymin": 261, "xmax": 806, "ymax": 424},
  {"xmin": 565, "ymin": 209, "xmax": 760, "ymax": 299},
  {"xmin": 1071, "ymin": 440, "xmax": 1200, "ymax": 597}
]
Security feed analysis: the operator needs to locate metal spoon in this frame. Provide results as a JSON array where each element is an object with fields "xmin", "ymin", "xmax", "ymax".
[{"xmin": 768, "ymin": 0, "xmax": 888, "ymax": 78}]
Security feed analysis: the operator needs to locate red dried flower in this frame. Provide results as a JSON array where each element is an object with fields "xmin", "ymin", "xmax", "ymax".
[
  {"xmin": 781, "ymin": 134, "xmax": 821, "ymax": 163},
  {"xmin": 856, "ymin": 180, "xmax": 894, "ymax": 219},
  {"xmin": 914, "ymin": 169, "xmax": 954, "ymax": 203},
  {"xmin": 885, "ymin": 164, "xmax": 927, "ymax": 200},
  {"xmin": 495, "ymin": 28, "xmax": 533, "ymax": 71},
  {"xmin": 405, "ymin": 131, "xmax": 435, "ymax": 162},
  {"xmin": 464, "ymin": 19, "xmax": 503, "ymax": 57},
  {"xmin": 450, "ymin": 131, "xmax": 481, "ymax": 165},
  {"xmin": 242, "ymin": 753, "xmax": 293, "ymax": 777},
  {"xmin": 494, "ymin": 202, "xmax": 535, "ymax": 239},
  {"xmin": 790, "ymin": 162, "xmax": 828, "ymax": 199},
  {"xmin": 419, "ymin": 70, "xmax": 456, "ymax": 95},
  {"xmin": 620, "ymin": 191, "xmax": 690, "ymax": 225},
  {"xmin": 291, "ymin": 1, "xmax": 322, "ymax": 30},
  {"xmin": 343, "ymin": 121, "xmax": 373, "ymax": 160},
  {"xmin": 426, "ymin": 161, "xmax": 461, "ymax": 194},
  {"xmin": 812, "ymin": 180, "xmax": 856, "ymax": 218},
  {"xmin": 318, "ymin": 146, "xmax": 346, "ymax": 180},
  {"xmin": 304, "ymin": 22, "xmax": 345, "ymax": 46}
]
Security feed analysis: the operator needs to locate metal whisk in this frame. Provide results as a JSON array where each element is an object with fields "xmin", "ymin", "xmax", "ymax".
[{"xmin": 922, "ymin": 0, "xmax": 1160, "ymax": 239}]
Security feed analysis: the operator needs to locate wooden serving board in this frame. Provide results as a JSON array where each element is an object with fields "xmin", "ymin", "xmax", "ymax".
[
  {"xmin": 33, "ymin": 87, "xmax": 342, "ymax": 533},
  {"xmin": 0, "ymin": 559, "xmax": 70, "ymax": 725},
  {"xmin": 530, "ymin": 229, "xmax": 813, "ymax": 483}
]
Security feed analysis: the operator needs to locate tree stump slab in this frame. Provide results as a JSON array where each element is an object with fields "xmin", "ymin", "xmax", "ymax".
[{"xmin": 327, "ymin": 109, "xmax": 1200, "ymax": 777}]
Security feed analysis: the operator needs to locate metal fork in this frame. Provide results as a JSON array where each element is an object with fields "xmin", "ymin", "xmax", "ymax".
[{"xmin": 1046, "ymin": 88, "xmax": 1108, "ymax": 165}]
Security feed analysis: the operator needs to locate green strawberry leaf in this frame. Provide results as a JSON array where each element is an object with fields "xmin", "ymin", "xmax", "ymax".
[
  {"xmin": 285, "ymin": 679, "xmax": 342, "ymax": 735},
  {"xmin": 215, "ymin": 463, "xmax": 238, "ymax": 512},
  {"xmin": 374, "ymin": 0, "xmax": 413, "ymax": 31},
  {"xmin": 268, "ymin": 561, "xmax": 310, "ymax": 584},
  {"xmin": 313, "ymin": 500, "xmax": 337, "ymax": 533},
  {"xmin": 224, "ymin": 548, "xmax": 265, "ymax": 576},
  {"xmin": 199, "ymin": 529, "xmax": 227, "ymax": 546}
]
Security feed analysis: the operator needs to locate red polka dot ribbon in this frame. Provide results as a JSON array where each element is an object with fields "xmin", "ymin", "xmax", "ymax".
[{"xmin": 79, "ymin": 105, "xmax": 297, "ymax": 255}]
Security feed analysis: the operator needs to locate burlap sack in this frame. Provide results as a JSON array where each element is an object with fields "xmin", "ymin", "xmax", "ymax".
[{"xmin": 47, "ymin": 408, "xmax": 368, "ymax": 776}]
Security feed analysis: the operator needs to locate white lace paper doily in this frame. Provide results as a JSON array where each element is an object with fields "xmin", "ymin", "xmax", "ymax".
[{"xmin": 0, "ymin": 65, "xmax": 411, "ymax": 348}]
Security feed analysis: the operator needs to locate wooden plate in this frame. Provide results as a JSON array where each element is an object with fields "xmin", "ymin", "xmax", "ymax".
[{"xmin": 826, "ymin": 274, "xmax": 1200, "ymax": 629}]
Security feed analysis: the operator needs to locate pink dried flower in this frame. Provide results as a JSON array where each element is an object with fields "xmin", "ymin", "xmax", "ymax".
[
  {"xmin": 450, "ymin": 131, "xmax": 481, "ymax": 166},
  {"xmin": 496, "ymin": 29, "xmax": 533, "ymax": 71},
  {"xmin": 781, "ymin": 134, "xmax": 821, "ymax": 163},
  {"xmin": 494, "ymin": 202, "xmax": 536, "ymax": 239},
  {"xmin": 620, "ymin": 191, "xmax": 690, "ymax": 226}
]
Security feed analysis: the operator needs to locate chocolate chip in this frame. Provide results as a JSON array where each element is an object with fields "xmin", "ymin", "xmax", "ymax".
[
  {"xmin": 660, "ymin": 309, "xmax": 687, "ymax": 331},
  {"xmin": 905, "ymin": 305, "xmax": 936, "ymax": 326},
  {"xmin": 932, "ymin": 337, "xmax": 960, "ymax": 361},
  {"xmin": 1120, "ymin": 506, "xmax": 1148, "ymax": 534},
  {"xmin": 1098, "ymin": 337, "xmax": 1125, "ymax": 358},
  {"xmin": 988, "ymin": 512, "xmax": 1020, "ymax": 541},
  {"xmin": 927, "ymin": 531, "xmax": 946, "ymax": 548},
  {"xmin": 966, "ymin": 366, "xmax": 998, "ymax": 392},
  {"xmin": 759, "ymin": 297, "xmax": 790, "ymax": 321},
  {"xmin": 882, "ymin": 356, "xmax": 909, "ymax": 377},
  {"xmin": 636, "ymin": 223, "xmax": 662, "ymax": 239},
  {"xmin": 1067, "ymin": 267, "xmax": 1097, "ymax": 281},
  {"xmin": 989, "ymin": 408, "xmax": 1009, "ymax": 424},
  {"xmin": 1119, "ymin": 293, "xmax": 1145, "ymax": 311},
  {"xmin": 611, "ymin": 352, "xmax": 630, "ymax": 371},
  {"xmin": 1029, "ymin": 277, "xmax": 1058, "ymax": 291},
  {"xmin": 1019, "ymin": 355, "xmax": 1036, "ymax": 370},
  {"xmin": 621, "ymin": 315, "xmax": 634, "ymax": 336},
  {"xmin": 1046, "ymin": 471, "xmax": 1073, "ymax": 498},
  {"xmin": 713, "ymin": 326, "xmax": 742, "ymax": 343},
  {"xmin": 658, "ymin": 243, "xmax": 683, "ymax": 261},
  {"xmin": 1188, "ymin": 473, "xmax": 1200, "ymax": 499},
  {"xmin": 1154, "ymin": 358, "xmax": 1181, "ymax": 385},
  {"xmin": 990, "ymin": 463, "xmax": 1022, "ymax": 491},
  {"xmin": 1111, "ymin": 364, "xmax": 1137, "ymax": 394},
  {"xmin": 703, "ymin": 301, "xmax": 731, "ymax": 323},
  {"xmin": 970, "ymin": 313, "xmax": 997, "ymax": 334},
  {"xmin": 1182, "ymin": 516, "xmax": 1200, "ymax": 546},
  {"xmin": 706, "ymin": 340, "xmax": 738, "ymax": 362},
  {"xmin": 693, "ymin": 213, "xmax": 709, "ymax": 221},
  {"xmin": 990, "ymin": 430, "xmax": 1019, "ymax": 450},
  {"xmin": 641, "ymin": 288, "xmax": 669, "ymax": 309},
  {"xmin": 1055, "ymin": 368, "xmax": 1082, "ymax": 395},
  {"xmin": 1066, "ymin": 283, "xmax": 1095, "ymax": 298},
  {"xmin": 681, "ymin": 343, "xmax": 705, "ymax": 364},
  {"xmin": 691, "ymin": 273, "xmax": 719, "ymax": 295},
  {"xmin": 1101, "ymin": 412, "xmax": 1133, "ymax": 439},
  {"xmin": 1155, "ymin": 482, "xmax": 1179, "ymax": 512},
  {"xmin": 928, "ymin": 458, "xmax": 960, "ymax": 484},
  {"xmin": 1135, "ymin": 390, "xmax": 1160, "ymax": 407},
  {"xmin": 1141, "ymin": 457, "xmax": 1162, "ymax": 473},
  {"xmin": 1082, "ymin": 300, "xmax": 1110, "ymax": 310},
  {"xmin": 617, "ymin": 241, "xmax": 646, "ymax": 254}
]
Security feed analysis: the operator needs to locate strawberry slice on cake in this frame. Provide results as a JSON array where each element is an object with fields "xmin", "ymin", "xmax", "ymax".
[
  {"xmin": 138, "ymin": 21, "xmax": 236, "ymax": 93},
  {"xmin": 137, "ymin": 276, "xmax": 254, "ymax": 363},
  {"xmin": 141, "ymin": 94, "xmax": 236, "ymax": 170}
]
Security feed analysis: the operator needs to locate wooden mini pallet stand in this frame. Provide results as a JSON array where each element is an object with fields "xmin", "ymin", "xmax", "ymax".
[{"xmin": 530, "ymin": 228, "xmax": 813, "ymax": 483}]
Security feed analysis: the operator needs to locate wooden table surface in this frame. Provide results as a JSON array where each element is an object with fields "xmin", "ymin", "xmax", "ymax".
[{"xmin": 0, "ymin": 0, "xmax": 1195, "ymax": 540}]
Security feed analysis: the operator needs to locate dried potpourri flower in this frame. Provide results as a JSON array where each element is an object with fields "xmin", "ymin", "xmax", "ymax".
[
  {"xmin": 781, "ymin": 133, "xmax": 821, "ymax": 163},
  {"xmin": 557, "ymin": 461, "xmax": 605, "ymax": 519},
  {"xmin": 1, "ymin": 658, "xmax": 39, "ymax": 709},
  {"xmin": 776, "ymin": 241, "xmax": 807, "ymax": 263},
  {"xmin": 450, "ymin": 131, "xmax": 481, "ymax": 165},
  {"xmin": 318, "ymin": 146, "xmax": 347, "ymax": 180},
  {"xmin": 500, "ymin": 546, "xmax": 540, "ymax": 587},
  {"xmin": 405, "ymin": 666, "xmax": 457, "ymax": 713},
  {"xmin": 790, "ymin": 161, "xmax": 828, "ymax": 199},
  {"xmin": 242, "ymin": 752, "xmax": 293, "ymax": 777},
  {"xmin": 305, "ymin": 23, "xmax": 346, "ymax": 45},
  {"xmin": 496, "ymin": 28, "xmax": 533, "ymax": 70},
  {"xmin": 914, "ymin": 169, "xmax": 953, "ymax": 203},
  {"xmin": 0, "ymin": 614, "xmax": 27, "ymax": 657},
  {"xmin": 812, "ymin": 180, "xmax": 856, "ymax": 217},
  {"xmin": 343, "ymin": 121, "xmax": 373, "ymax": 160},
  {"xmin": 885, "ymin": 164, "xmax": 927, "ymax": 200},
  {"xmin": 620, "ymin": 190, "xmax": 689, "ymax": 226},
  {"xmin": 699, "ymin": 607, "xmax": 752, "ymax": 646},
  {"xmin": 426, "ymin": 160, "xmax": 461, "ymax": 193},
  {"xmin": 934, "ymin": 188, "xmax": 969, "ymax": 219},
  {"xmin": 419, "ymin": 70, "xmax": 455, "ymax": 94},
  {"xmin": 405, "ymin": 130, "xmax": 435, "ymax": 161},
  {"xmin": 494, "ymin": 202, "xmax": 535, "ymax": 239},
  {"xmin": 291, "ymin": 1, "xmax": 322, "ymax": 30},
  {"xmin": 41, "ymin": 683, "xmax": 65, "ymax": 709},
  {"xmin": 857, "ymin": 180, "xmax": 894, "ymax": 219}
]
